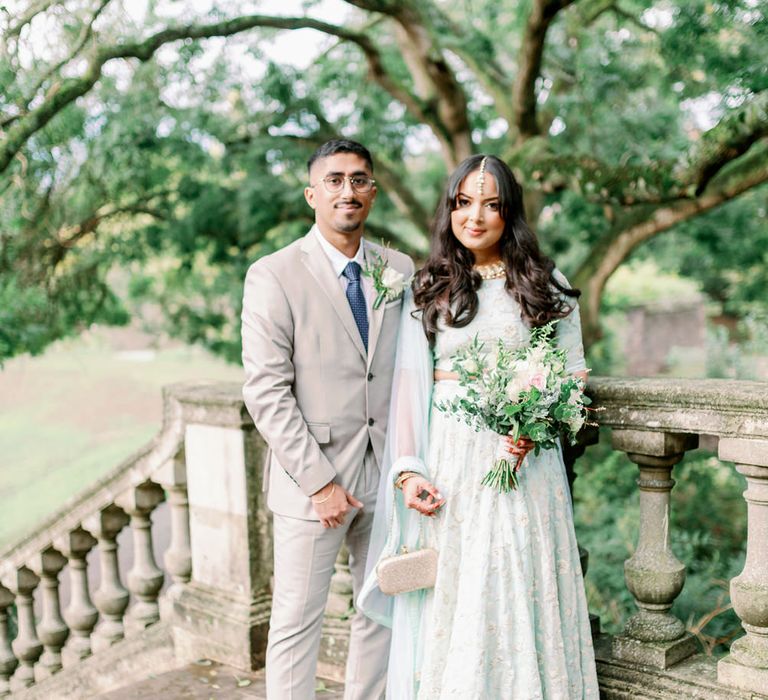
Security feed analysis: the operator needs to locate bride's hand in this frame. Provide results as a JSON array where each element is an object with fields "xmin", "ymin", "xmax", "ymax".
[
  {"xmin": 501, "ymin": 435, "xmax": 534, "ymax": 471},
  {"xmin": 503, "ymin": 435, "xmax": 534, "ymax": 459},
  {"xmin": 401, "ymin": 475, "xmax": 445, "ymax": 517}
]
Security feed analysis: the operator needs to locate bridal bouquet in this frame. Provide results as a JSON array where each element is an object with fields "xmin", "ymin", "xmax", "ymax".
[{"xmin": 436, "ymin": 322, "xmax": 591, "ymax": 492}]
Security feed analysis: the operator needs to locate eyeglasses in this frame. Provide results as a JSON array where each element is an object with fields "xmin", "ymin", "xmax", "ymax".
[{"xmin": 312, "ymin": 175, "xmax": 376, "ymax": 194}]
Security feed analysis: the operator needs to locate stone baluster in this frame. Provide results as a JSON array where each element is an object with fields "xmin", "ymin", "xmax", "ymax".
[
  {"xmin": 611, "ymin": 429, "xmax": 699, "ymax": 669},
  {"xmin": 320, "ymin": 545, "xmax": 354, "ymax": 674},
  {"xmin": 83, "ymin": 505, "xmax": 130, "ymax": 651},
  {"xmin": 55, "ymin": 527, "xmax": 99, "ymax": 666},
  {"xmin": 116, "ymin": 480, "xmax": 165, "ymax": 635},
  {"xmin": 717, "ymin": 437, "xmax": 768, "ymax": 695},
  {"xmin": 1, "ymin": 567, "xmax": 42, "ymax": 689},
  {"xmin": 0, "ymin": 584, "xmax": 18, "ymax": 697},
  {"xmin": 326, "ymin": 545, "xmax": 354, "ymax": 618},
  {"xmin": 28, "ymin": 547, "xmax": 68, "ymax": 678},
  {"xmin": 156, "ymin": 453, "xmax": 192, "ymax": 587}
]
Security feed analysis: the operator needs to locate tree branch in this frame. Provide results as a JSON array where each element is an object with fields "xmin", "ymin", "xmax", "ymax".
[
  {"xmin": 678, "ymin": 90, "xmax": 768, "ymax": 195},
  {"xmin": 0, "ymin": 13, "xmax": 435, "ymax": 175},
  {"xmin": 17, "ymin": 0, "xmax": 111, "ymax": 117},
  {"xmin": 371, "ymin": 152, "xmax": 432, "ymax": 236},
  {"xmin": 40, "ymin": 191, "xmax": 172, "ymax": 270},
  {"xmin": 513, "ymin": 92, "xmax": 768, "ymax": 207},
  {"xmin": 513, "ymin": 0, "xmax": 577, "ymax": 141},
  {"xmin": 344, "ymin": 0, "xmax": 473, "ymax": 167},
  {"xmin": 3, "ymin": 0, "xmax": 61, "ymax": 39},
  {"xmin": 399, "ymin": 2, "xmax": 516, "ymax": 129},
  {"xmin": 574, "ymin": 142, "xmax": 768, "ymax": 345}
]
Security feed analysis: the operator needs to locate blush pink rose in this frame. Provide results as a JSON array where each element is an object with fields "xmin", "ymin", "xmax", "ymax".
[{"xmin": 530, "ymin": 373, "xmax": 546, "ymax": 390}]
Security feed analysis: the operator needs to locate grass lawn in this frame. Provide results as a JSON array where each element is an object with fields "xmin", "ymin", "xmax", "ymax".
[{"xmin": 0, "ymin": 329, "xmax": 243, "ymax": 550}]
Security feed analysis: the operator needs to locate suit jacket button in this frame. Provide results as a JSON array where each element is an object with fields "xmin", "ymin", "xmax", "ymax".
[
  {"xmin": 367, "ymin": 372, "xmax": 374, "ymax": 381},
  {"xmin": 368, "ymin": 418, "xmax": 375, "ymax": 426}
]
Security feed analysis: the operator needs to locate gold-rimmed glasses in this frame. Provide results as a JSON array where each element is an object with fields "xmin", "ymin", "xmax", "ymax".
[{"xmin": 312, "ymin": 175, "xmax": 376, "ymax": 194}]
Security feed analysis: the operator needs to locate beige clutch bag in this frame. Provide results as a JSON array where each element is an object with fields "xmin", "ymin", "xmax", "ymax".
[{"xmin": 376, "ymin": 545, "xmax": 438, "ymax": 595}]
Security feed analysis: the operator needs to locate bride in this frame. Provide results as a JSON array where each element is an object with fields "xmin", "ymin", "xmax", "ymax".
[{"xmin": 359, "ymin": 155, "xmax": 599, "ymax": 698}]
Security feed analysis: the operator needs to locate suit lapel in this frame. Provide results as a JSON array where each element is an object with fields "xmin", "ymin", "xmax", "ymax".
[
  {"xmin": 300, "ymin": 232, "xmax": 367, "ymax": 361},
  {"xmin": 365, "ymin": 243, "xmax": 386, "ymax": 369}
]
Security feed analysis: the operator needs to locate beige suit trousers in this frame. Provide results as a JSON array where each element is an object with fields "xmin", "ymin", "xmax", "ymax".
[{"xmin": 266, "ymin": 448, "xmax": 390, "ymax": 699}]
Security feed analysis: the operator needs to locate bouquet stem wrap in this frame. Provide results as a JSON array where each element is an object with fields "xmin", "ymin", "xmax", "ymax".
[{"xmin": 483, "ymin": 437, "xmax": 526, "ymax": 492}]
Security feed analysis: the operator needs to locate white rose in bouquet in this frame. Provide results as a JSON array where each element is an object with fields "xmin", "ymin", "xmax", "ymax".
[
  {"xmin": 505, "ymin": 360, "xmax": 530, "ymax": 400},
  {"xmin": 485, "ymin": 347, "xmax": 500, "ymax": 369},
  {"xmin": 567, "ymin": 412, "xmax": 586, "ymax": 434},
  {"xmin": 567, "ymin": 387, "xmax": 582, "ymax": 406}
]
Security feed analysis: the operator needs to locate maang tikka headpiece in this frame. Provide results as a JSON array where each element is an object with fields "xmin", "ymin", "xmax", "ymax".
[{"xmin": 477, "ymin": 156, "xmax": 488, "ymax": 195}]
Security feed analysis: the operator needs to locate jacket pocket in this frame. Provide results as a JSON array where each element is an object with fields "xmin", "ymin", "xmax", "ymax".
[{"xmin": 307, "ymin": 422, "xmax": 331, "ymax": 444}]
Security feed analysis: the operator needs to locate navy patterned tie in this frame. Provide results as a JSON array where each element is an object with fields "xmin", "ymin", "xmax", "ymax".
[{"xmin": 342, "ymin": 261, "xmax": 368, "ymax": 351}]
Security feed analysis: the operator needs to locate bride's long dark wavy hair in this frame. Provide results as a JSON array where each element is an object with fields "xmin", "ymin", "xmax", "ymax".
[{"xmin": 413, "ymin": 154, "xmax": 579, "ymax": 345}]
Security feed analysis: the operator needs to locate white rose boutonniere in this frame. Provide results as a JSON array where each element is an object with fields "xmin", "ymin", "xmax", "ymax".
[{"xmin": 364, "ymin": 250, "xmax": 410, "ymax": 309}]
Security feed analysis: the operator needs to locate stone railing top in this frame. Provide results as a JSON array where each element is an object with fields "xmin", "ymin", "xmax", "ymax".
[
  {"xmin": 588, "ymin": 376, "xmax": 768, "ymax": 440},
  {"xmin": 164, "ymin": 380, "xmax": 252, "ymax": 429},
  {"xmin": 0, "ymin": 380, "xmax": 250, "ymax": 571}
]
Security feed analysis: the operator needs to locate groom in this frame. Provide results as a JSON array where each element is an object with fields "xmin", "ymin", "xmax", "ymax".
[{"xmin": 241, "ymin": 139, "xmax": 414, "ymax": 699}]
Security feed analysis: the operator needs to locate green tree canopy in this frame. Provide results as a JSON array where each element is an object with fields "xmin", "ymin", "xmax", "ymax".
[{"xmin": 1, "ymin": 0, "xmax": 766, "ymax": 362}]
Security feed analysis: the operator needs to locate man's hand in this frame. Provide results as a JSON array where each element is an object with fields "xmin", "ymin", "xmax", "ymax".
[
  {"xmin": 311, "ymin": 482, "xmax": 364, "ymax": 529},
  {"xmin": 402, "ymin": 475, "xmax": 445, "ymax": 517}
]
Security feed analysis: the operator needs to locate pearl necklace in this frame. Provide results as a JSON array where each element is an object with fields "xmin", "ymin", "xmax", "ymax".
[{"xmin": 474, "ymin": 260, "xmax": 506, "ymax": 280}]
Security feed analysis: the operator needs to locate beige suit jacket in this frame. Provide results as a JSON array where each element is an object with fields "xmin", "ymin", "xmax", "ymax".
[{"xmin": 241, "ymin": 229, "xmax": 415, "ymax": 521}]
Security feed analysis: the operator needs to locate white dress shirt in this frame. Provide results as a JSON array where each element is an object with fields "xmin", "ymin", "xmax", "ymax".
[{"xmin": 313, "ymin": 225, "xmax": 373, "ymax": 313}]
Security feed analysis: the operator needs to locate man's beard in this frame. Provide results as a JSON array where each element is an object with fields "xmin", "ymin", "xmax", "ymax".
[
  {"xmin": 336, "ymin": 220, "xmax": 362, "ymax": 233},
  {"xmin": 334, "ymin": 207, "xmax": 364, "ymax": 233}
]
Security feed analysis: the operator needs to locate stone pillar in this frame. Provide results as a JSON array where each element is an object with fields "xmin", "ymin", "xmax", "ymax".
[
  {"xmin": 2, "ymin": 566, "xmax": 42, "ymax": 689},
  {"xmin": 28, "ymin": 547, "xmax": 69, "ymax": 678},
  {"xmin": 0, "ymin": 584, "xmax": 18, "ymax": 697},
  {"xmin": 55, "ymin": 527, "xmax": 99, "ymax": 666},
  {"xmin": 115, "ymin": 481, "xmax": 165, "ymax": 635},
  {"xmin": 167, "ymin": 382, "xmax": 272, "ymax": 672},
  {"xmin": 83, "ymin": 504, "xmax": 131, "ymax": 651},
  {"xmin": 611, "ymin": 429, "xmax": 699, "ymax": 668},
  {"xmin": 717, "ymin": 437, "xmax": 768, "ymax": 694}
]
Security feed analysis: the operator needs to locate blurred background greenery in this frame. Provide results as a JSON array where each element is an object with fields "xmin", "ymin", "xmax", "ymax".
[{"xmin": 1, "ymin": 0, "xmax": 766, "ymax": 657}]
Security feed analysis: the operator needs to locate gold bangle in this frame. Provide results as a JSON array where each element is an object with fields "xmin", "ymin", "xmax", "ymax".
[
  {"xmin": 311, "ymin": 483, "xmax": 336, "ymax": 504},
  {"xmin": 394, "ymin": 471, "xmax": 418, "ymax": 490}
]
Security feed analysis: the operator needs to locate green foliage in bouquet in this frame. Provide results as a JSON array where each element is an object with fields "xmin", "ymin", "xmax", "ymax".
[{"xmin": 437, "ymin": 322, "xmax": 591, "ymax": 492}]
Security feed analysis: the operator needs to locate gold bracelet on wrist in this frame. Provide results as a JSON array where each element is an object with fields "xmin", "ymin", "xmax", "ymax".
[
  {"xmin": 311, "ymin": 483, "xmax": 335, "ymax": 504},
  {"xmin": 394, "ymin": 471, "xmax": 418, "ymax": 490}
]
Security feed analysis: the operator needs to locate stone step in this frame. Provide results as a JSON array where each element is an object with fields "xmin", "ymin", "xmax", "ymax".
[{"xmin": 95, "ymin": 660, "xmax": 344, "ymax": 699}]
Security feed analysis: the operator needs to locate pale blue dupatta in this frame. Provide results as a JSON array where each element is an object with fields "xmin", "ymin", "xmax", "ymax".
[{"xmin": 358, "ymin": 288, "xmax": 433, "ymax": 700}]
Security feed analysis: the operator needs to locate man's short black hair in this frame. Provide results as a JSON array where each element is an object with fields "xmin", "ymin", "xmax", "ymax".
[{"xmin": 307, "ymin": 139, "xmax": 374, "ymax": 174}]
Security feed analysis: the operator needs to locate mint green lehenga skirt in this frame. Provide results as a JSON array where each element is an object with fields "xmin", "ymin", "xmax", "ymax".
[{"xmin": 412, "ymin": 380, "xmax": 599, "ymax": 699}]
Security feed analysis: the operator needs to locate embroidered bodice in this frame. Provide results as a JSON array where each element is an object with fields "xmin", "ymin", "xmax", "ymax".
[{"xmin": 433, "ymin": 276, "xmax": 586, "ymax": 374}]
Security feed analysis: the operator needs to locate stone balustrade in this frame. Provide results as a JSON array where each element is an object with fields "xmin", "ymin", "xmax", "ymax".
[
  {"xmin": 0, "ymin": 378, "xmax": 766, "ymax": 699},
  {"xmin": 586, "ymin": 377, "xmax": 768, "ymax": 698},
  {"xmin": 0, "ymin": 382, "xmax": 270, "ymax": 698}
]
